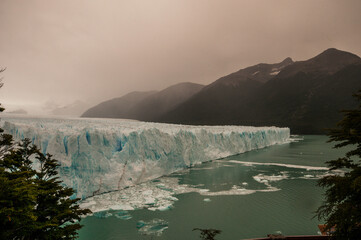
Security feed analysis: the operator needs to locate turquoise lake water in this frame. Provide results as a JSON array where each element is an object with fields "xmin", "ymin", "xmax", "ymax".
[{"xmin": 78, "ymin": 135, "xmax": 345, "ymax": 239}]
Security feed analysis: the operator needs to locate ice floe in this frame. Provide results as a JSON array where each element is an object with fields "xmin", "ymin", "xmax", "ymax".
[
  {"xmin": 137, "ymin": 219, "xmax": 169, "ymax": 236},
  {"xmin": 226, "ymin": 160, "xmax": 329, "ymax": 170}
]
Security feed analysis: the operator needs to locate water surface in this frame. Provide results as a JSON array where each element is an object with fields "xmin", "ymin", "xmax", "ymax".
[{"xmin": 78, "ymin": 135, "xmax": 344, "ymax": 239}]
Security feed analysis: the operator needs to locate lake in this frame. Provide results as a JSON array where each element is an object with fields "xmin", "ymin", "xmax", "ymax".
[{"xmin": 78, "ymin": 135, "xmax": 343, "ymax": 240}]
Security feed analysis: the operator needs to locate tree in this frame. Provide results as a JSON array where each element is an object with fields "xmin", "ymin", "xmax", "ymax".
[
  {"xmin": 193, "ymin": 228, "xmax": 222, "ymax": 240},
  {"xmin": 0, "ymin": 139, "xmax": 37, "ymax": 239},
  {"xmin": 0, "ymin": 69, "xmax": 91, "ymax": 239},
  {"xmin": 316, "ymin": 90, "xmax": 361, "ymax": 239},
  {"xmin": 0, "ymin": 67, "xmax": 6, "ymax": 113}
]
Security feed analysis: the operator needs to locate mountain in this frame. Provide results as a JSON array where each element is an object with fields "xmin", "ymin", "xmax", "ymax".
[
  {"xmin": 159, "ymin": 48, "xmax": 361, "ymax": 134},
  {"xmin": 6, "ymin": 109, "xmax": 28, "ymax": 115},
  {"xmin": 82, "ymin": 48, "xmax": 361, "ymax": 134},
  {"xmin": 211, "ymin": 56, "xmax": 294, "ymax": 86},
  {"xmin": 82, "ymin": 91, "xmax": 157, "ymax": 119},
  {"xmin": 51, "ymin": 100, "xmax": 91, "ymax": 117},
  {"xmin": 130, "ymin": 82, "xmax": 204, "ymax": 121},
  {"xmin": 82, "ymin": 82, "xmax": 204, "ymax": 120},
  {"xmin": 156, "ymin": 57, "xmax": 294, "ymax": 125},
  {"xmin": 246, "ymin": 63, "xmax": 361, "ymax": 133},
  {"xmin": 276, "ymin": 48, "xmax": 361, "ymax": 79}
]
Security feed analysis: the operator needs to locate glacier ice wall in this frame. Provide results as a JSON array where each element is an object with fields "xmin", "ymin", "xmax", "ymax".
[{"xmin": 1, "ymin": 116, "xmax": 290, "ymax": 199}]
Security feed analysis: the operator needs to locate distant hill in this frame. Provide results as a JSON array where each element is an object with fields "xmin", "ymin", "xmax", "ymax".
[
  {"xmin": 276, "ymin": 48, "xmax": 361, "ymax": 79},
  {"xmin": 82, "ymin": 82, "xmax": 204, "ymax": 120},
  {"xmin": 159, "ymin": 48, "xmax": 361, "ymax": 134},
  {"xmin": 82, "ymin": 48, "xmax": 361, "ymax": 134},
  {"xmin": 156, "ymin": 57, "xmax": 294, "ymax": 125},
  {"xmin": 6, "ymin": 109, "xmax": 28, "ymax": 115},
  {"xmin": 82, "ymin": 91, "xmax": 157, "ymax": 119},
  {"xmin": 51, "ymin": 100, "xmax": 90, "ymax": 117},
  {"xmin": 210, "ymin": 56, "xmax": 294, "ymax": 86},
  {"xmin": 130, "ymin": 82, "xmax": 204, "ymax": 121}
]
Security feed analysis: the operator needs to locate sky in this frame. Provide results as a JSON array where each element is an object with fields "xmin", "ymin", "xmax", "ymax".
[{"xmin": 0, "ymin": 0, "xmax": 360, "ymax": 114}]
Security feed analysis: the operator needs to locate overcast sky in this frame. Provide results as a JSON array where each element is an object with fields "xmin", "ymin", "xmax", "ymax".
[{"xmin": 0, "ymin": 0, "xmax": 360, "ymax": 113}]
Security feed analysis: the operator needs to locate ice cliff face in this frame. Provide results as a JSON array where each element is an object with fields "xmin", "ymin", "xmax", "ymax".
[{"xmin": 1, "ymin": 116, "xmax": 290, "ymax": 199}]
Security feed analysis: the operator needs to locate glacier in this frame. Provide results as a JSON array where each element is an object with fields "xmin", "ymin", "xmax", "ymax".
[{"xmin": 0, "ymin": 115, "xmax": 290, "ymax": 199}]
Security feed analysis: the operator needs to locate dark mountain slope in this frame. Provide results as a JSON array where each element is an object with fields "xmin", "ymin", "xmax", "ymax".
[
  {"xmin": 158, "ymin": 79, "xmax": 262, "ymax": 124},
  {"xmin": 247, "ymin": 64, "xmax": 361, "ymax": 133},
  {"xmin": 159, "ymin": 48, "xmax": 361, "ymax": 134},
  {"xmin": 82, "ymin": 82, "xmax": 204, "ymax": 121},
  {"xmin": 131, "ymin": 82, "xmax": 204, "ymax": 122},
  {"xmin": 277, "ymin": 48, "xmax": 361, "ymax": 79},
  {"xmin": 82, "ymin": 91, "xmax": 157, "ymax": 119},
  {"xmin": 210, "ymin": 57, "xmax": 294, "ymax": 87},
  {"xmin": 156, "ymin": 58, "xmax": 294, "ymax": 124},
  {"xmin": 83, "ymin": 48, "xmax": 361, "ymax": 134}
]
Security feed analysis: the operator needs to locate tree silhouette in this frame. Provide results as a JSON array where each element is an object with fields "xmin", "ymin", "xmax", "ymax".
[
  {"xmin": 316, "ymin": 90, "xmax": 361, "ymax": 239},
  {"xmin": 193, "ymin": 228, "xmax": 222, "ymax": 240},
  {"xmin": 0, "ymin": 68, "xmax": 91, "ymax": 239}
]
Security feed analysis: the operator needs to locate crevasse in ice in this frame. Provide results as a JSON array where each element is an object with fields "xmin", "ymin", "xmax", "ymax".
[{"xmin": 0, "ymin": 115, "xmax": 290, "ymax": 199}]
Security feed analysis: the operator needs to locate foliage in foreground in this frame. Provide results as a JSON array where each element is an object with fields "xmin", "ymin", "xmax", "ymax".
[
  {"xmin": 0, "ymin": 137, "xmax": 91, "ymax": 240},
  {"xmin": 316, "ymin": 90, "xmax": 361, "ymax": 239},
  {"xmin": 0, "ymin": 71, "xmax": 91, "ymax": 239},
  {"xmin": 193, "ymin": 228, "xmax": 222, "ymax": 240}
]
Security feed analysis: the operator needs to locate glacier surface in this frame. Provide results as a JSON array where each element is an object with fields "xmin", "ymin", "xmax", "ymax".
[{"xmin": 0, "ymin": 115, "xmax": 290, "ymax": 198}]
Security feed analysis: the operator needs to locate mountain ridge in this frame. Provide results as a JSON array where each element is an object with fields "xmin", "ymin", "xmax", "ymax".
[
  {"xmin": 82, "ymin": 91, "xmax": 157, "ymax": 119},
  {"xmin": 82, "ymin": 82, "xmax": 204, "ymax": 120},
  {"xmin": 82, "ymin": 48, "xmax": 361, "ymax": 134}
]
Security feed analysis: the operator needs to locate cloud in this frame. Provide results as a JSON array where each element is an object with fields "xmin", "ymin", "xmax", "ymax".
[{"xmin": 0, "ymin": 0, "xmax": 360, "ymax": 114}]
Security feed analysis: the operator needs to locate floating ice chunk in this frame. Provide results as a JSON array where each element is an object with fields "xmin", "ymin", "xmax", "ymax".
[
  {"xmin": 199, "ymin": 189, "xmax": 210, "ymax": 193},
  {"xmin": 253, "ymin": 172, "xmax": 288, "ymax": 190},
  {"xmin": 79, "ymin": 200, "xmax": 96, "ymax": 208},
  {"xmin": 200, "ymin": 187, "xmax": 258, "ymax": 196},
  {"xmin": 143, "ymin": 190, "xmax": 153, "ymax": 195},
  {"xmin": 79, "ymin": 178, "xmax": 182, "ymax": 213},
  {"xmin": 289, "ymin": 135, "xmax": 304, "ymax": 142},
  {"xmin": 93, "ymin": 211, "xmax": 113, "ymax": 218},
  {"xmin": 109, "ymin": 204, "xmax": 134, "ymax": 211},
  {"xmin": 118, "ymin": 215, "xmax": 132, "ymax": 220},
  {"xmin": 253, "ymin": 173, "xmax": 289, "ymax": 182},
  {"xmin": 144, "ymin": 197, "xmax": 155, "ymax": 205},
  {"xmin": 150, "ymin": 205, "xmax": 173, "ymax": 211},
  {"xmin": 227, "ymin": 160, "xmax": 329, "ymax": 171},
  {"xmin": 303, "ymin": 174, "xmax": 315, "ymax": 178},
  {"xmin": 300, "ymin": 171, "xmax": 343, "ymax": 179},
  {"xmin": 137, "ymin": 219, "xmax": 168, "ymax": 236},
  {"xmin": 167, "ymin": 196, "xmax": 178, "ymax": 201},
  {"xmin": 114, "ymin": 210, "xmax": 132, "ymax": 220}
]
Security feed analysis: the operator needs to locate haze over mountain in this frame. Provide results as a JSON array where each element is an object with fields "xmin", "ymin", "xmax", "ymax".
[
  {"xmin": 2, "ymin": 1, "xmax": 361, "ymax": 114},
  {"xmin": 82, "ymin": 48, "xmax": 361, "ymax": 134},
  {"xmin": 82, "ymin": 91, "xmax": 156, "ymax": 119},
  {"xmin": 5, "ymin": 109, "xmax": 28, "ymax": 115},
  {"xmin": 50, "ymin": 100, "xmax": 91, "ymax": 117},
  {"xmin": 128, "ymin": 82, "xmax": 204, "ymax": 122},
  {"xmin": 82, "ymin": 82, "xmax": 204, "ymax": 120}
]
